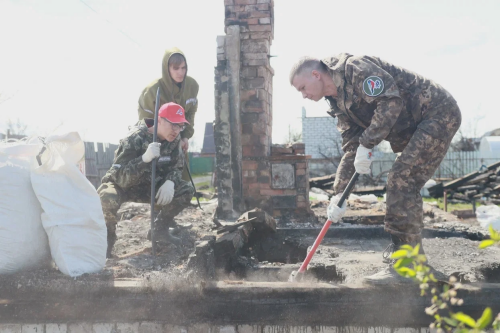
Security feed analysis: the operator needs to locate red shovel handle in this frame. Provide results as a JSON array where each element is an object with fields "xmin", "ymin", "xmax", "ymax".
[{"xmin": 297, "ymin": 172, "xmax": 359, "ymax": 273}]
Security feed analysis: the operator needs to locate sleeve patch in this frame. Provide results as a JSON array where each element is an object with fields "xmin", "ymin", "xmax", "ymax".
[
  {"xmin": 362, "ymin": 76, "xmax": 384, "ymax": 97},
  {"xmin": 158, "ymin": 156, "xmax": 172, "ymax": 163}
]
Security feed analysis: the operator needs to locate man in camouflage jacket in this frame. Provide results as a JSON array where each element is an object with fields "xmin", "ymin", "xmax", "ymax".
[
  {"xmin": 98, "ymin": 102, "xmax": 194, "ymax": 258},
  {"xmin": 290, "ymin": 54, "xmax": 461, "ymax": 284}
]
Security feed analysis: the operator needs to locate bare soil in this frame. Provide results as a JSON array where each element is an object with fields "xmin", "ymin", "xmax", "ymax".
[{"xmin": 1, "ymin": 197, "xmax": 496, "ymax": 287}]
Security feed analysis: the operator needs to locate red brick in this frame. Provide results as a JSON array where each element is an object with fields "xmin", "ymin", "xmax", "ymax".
[
  {"xmin": 259, "ymin": 17, "xmax": 271, "ymax": 24},
  {"xmin": 243, "ymin": 176, "xmax": 257, "ymax": 184},
  {"xmin": 296, "ymin": 195, "xmax": 306, "ymax": 202},
  {"xmin": 260, "ymin": 189, "xmax": 284, "ymax": 196},
  {"xmin": 296, "ymin": 163, "xmax": 306, "ymax": 169},
  {"xmin": 257, "ymin": 160, "xmax": 269, "ymax": 171},
  {"xmin": 259, "ymin": 182, "xmax": 270, "ymax": 189},
  {"xmin": 243, "ymin": 145, "xmax": 266, "ymax": 157},
  {"xmin": 284, "ymin": 190, "xmax": 297, "ymax": 195},
  {"xmin": 272, "ymin": 147, "xmax": 293, "ymax": 155},
  {"xmin": 241, "ymin": 134, "xmax": 251, "ymax": 145},
  {"xmin": 260, "ymin": 135, "xmax": 270, "ymax": 146},
  {"xmin": 244, "ymin": 107, "xmax": 264, "ymax": 113},
  {"xmin": 252, "ymin": 124, "xmax": 267, "ymax": 136},
  {"xmin": 242, "ymin": 161, "xmax": 258, "ymax": 170},
  {"xmin": 226, "ymin": 5, "xmax": 246, "ymax": 12},
  {"xmin": 248, "ymin": 182, "xmax": 270, "ymax": 190},
  {"xmin": 296, "ymin": 169, "xmax": 306, "ymax": 176},
  {"xmin": 248, "ymin": 24, "xmax": 272, "ymax": 32},
  {"xmin": 246, "ymin": 189, "xmax": 261, "ymax": 198},
  {"xmin": 241, "ymin": 67, "xmax": 258, "ymax": 78},
  {"xmin": 273, "ymin": 210, "xmax": 281, "ymax": 217},
  {"xmin": 258, "ymin": 170, "xmax": 270, "ymax": 177},
  {"xmin": 297, "ymin": 202, "xmax": 307, "ymax": 208},
  {"xmin": 235, "ymin": 0, "xmax": 256, "ymax": 4},
  {"xmin": 242, "ymin": 123, "xmax": 253, "ymax": 134},
  {"xmin": 256, "ymin": 4, "xmax": 269, "ymax": 10},
  {"xmin": 244, "ymin": 77, "xmax": 265, "ymax": 89}
]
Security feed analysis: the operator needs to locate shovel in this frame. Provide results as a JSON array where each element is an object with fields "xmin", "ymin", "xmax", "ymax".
[
  {"xmin": 150, "ymin": 87, "xmax": 161, "ymax": 256},
  {"xmin": 289, "ymin": 172, "xmax": 359, "ymax": 282}
]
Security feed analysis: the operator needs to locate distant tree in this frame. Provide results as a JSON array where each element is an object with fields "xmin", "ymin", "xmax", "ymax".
[
  {"xmin": 451, "ymin": 129, "xmax": 478, "ymax": 152},
  {"xmin": 451, "ymin": 112, "xmax": 484, "ymax": 152},
  {"xmin": 6, "ymin": 118, "xmax": 27, "ymax": 137},
  {"xmin": 284, "ymin": 125, "xmax": 302, "ymax": 145}
]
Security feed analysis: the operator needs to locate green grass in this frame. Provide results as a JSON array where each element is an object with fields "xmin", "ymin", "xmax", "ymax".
[
  {"xmin": 191, "ymin": 172, "xmax": 212, "ymax": 178},
  {"xmin": 422, "ymin": 197, "xmax": 476, "ymax": 211},
  {"xmin": 194, "ymin": 180, "xmax": 210, "ymax": 188}
]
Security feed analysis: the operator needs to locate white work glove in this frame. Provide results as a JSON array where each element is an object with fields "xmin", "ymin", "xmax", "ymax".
[
  {"xmin": 156, "ymin": 180, "xmax": 175, "ymax": 206},
  {"xmin": 354, "ymin": 145, "xmax": 373, "ymax": 174},
  {"xmin": 327, "ymin": 193, "xmax": 347, "ymax": 223},
  {"xmin": 142, "ymin": 142, "xmax": 161, "ymax": 163}
]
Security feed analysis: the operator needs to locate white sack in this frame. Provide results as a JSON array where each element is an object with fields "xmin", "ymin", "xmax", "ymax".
[
  {"xmin": 349, "ymin": 194, "xmax": 379, "ymax": 204},
  {"xmin": 0, "ymin": 141, "xmax": 50, "ymax": 274},
  {"xmin": 30, "ymin": 133, "xmax": 107, "ymax": 277},
  {"xmin": 476, "ymin": 205, "xmax": 500, "ymax": 230}
]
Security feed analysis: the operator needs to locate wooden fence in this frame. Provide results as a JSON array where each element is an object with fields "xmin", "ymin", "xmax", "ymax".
[
  {"xmin": 84, "ymin": 143, "xmax": 215, "ymax": 189},
  {"xmin": 84, "ymin": 142, "xmax": 118, "ymax": 189},
  {"xmin": 372, "ymin": 151, "xmax": 500, "ymax": 181}
]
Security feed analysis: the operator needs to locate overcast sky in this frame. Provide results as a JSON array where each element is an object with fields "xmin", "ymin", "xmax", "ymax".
[{"xmin": 1, "ymin": 0, "xmax": 499, "ymax": 148}]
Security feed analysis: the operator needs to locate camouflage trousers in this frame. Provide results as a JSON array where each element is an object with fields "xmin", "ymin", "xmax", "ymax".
[
  {"xmin": 384, "ymin": 102, "xmax": 461, "ymax": 241},
  {"xmin": 97, "ymin": 178, "xmax": 195, "ymax": 242},
  {"xmin": 334, "ymin": 102, "xmax": 461, "ymax": 242}
]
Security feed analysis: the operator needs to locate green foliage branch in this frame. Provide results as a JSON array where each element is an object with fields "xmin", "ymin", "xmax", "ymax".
[{"xmin": 391, "ymin": 225, "xmax": 500, "ymax": 333}]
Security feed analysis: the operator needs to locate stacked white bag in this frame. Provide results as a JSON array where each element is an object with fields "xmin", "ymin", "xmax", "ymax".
[
  {"xmin": 0, "ymin": 141, "xmax": 51, "ymax": 274},
  {"xmin": 476, "ymin": 205, "xmax": 500, "ymax": 230},
  {"xmin": 31, "ymin": 132, "xmax": 107, "ymax": 277}
]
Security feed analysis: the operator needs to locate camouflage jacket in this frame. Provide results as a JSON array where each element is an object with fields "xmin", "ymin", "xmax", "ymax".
[
  {"xmin": 101, "ymin": 119, "xmax": 184, "ymax": 190},
  {"xmin": 322, "ymin": 53, "xmax": 456, "ymax": 153}
]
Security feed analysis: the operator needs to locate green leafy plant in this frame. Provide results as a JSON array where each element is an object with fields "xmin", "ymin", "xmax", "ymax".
[{"xmin": 392, "ymin": 225, "xmax": 500, "ymax": 333}]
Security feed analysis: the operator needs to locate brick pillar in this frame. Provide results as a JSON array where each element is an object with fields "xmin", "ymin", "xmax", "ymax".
[
  {"xmin": 215, "ymin": 0, "xmax": 275, "ymax": 218},
  {"xmin": 214, "ymin": 35, "xmax": 234, "ymax": 218}
]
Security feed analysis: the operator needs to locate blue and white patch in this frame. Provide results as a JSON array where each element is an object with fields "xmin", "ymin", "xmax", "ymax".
[
  {"xmin": 158, "ymin": 156, "xmax": 172, "ymax": 163},
  {"xmin": 186, "ymin": 98, "xmax": 197, "ymax": 106},
  {"xmin": 112, "ymin": 164, "xmax": 121, "ymax": 169}
]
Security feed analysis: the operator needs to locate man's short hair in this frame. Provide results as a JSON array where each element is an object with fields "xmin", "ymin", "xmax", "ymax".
[
  {"xmin": 169, "ymin": 53, "xmax": 186, "ymax": 67},
  {"xmin": 289, "ymin": 56, "xmax": 327, "ymax": 85}
]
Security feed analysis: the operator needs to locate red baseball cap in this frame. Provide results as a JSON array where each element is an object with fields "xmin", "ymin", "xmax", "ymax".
[{"xmin": 158, "ymin": 102, "xmax": 190, "ymax": 124}]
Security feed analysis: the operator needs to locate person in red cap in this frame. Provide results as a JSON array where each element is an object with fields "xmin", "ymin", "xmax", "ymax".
[{"xmin": 98, "ymin": 102, "xmax": 195, "ymax": 258}]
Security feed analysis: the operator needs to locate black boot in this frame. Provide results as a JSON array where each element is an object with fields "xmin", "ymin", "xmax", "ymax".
[
  {"xmin": 169, "ymin": 219, "xmax": 193, "ymax": 235},
  {"xmin": 146, "ymin": 217, "xmax": 182, "ymax": 246}
]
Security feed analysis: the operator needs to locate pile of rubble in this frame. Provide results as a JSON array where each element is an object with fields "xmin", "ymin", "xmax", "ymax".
[
  {"xmin": 309, "ymin": 174, "xmax": 386, "ymax": 197},
  {"xmin": 429, "ymin": 161, "xmax": 500, "ymax": 204}
]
